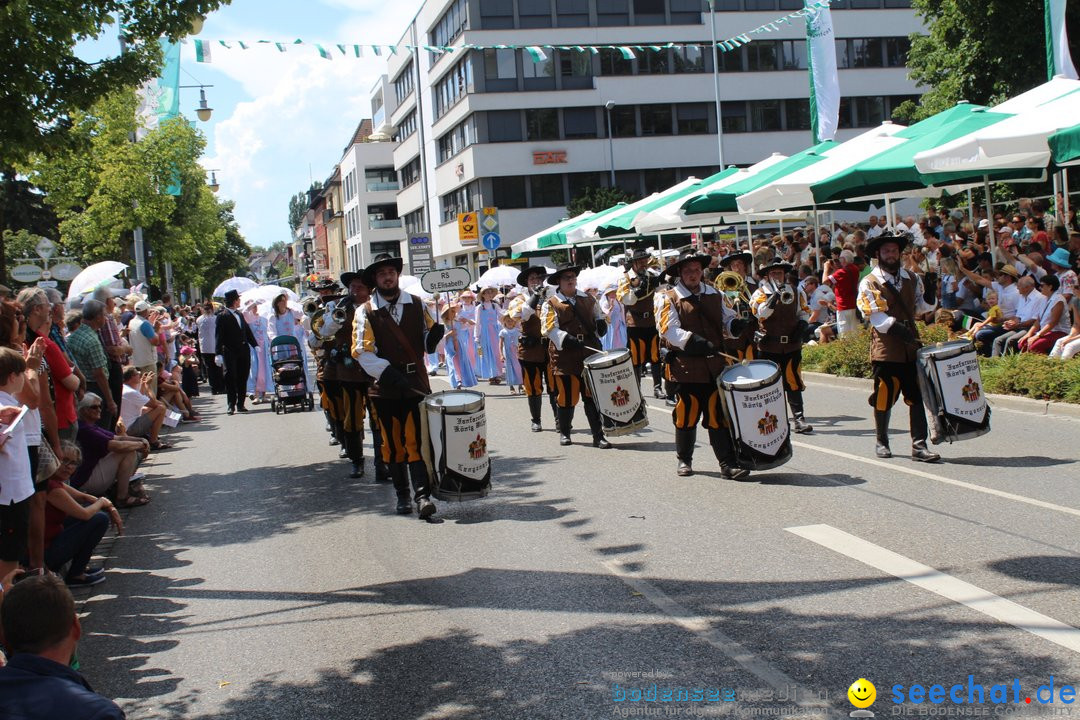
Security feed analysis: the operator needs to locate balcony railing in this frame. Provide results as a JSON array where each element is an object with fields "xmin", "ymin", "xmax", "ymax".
[
  {"xmin": 369, "ymin": 218, "xmax": 403, "ymax": 229},
  {"xmin": 366, "ymin": 181, "xmax": 400, "ymax": 192}
]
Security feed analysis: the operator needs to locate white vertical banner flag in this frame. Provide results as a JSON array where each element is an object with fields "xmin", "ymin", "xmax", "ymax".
[
  {"xmin": 805, "ymin": 0, "xmax": 839, "ymax": 143},
  {"xmin": 1046, "ymin": 0, "xmax": 1079, "ymax": 80}
]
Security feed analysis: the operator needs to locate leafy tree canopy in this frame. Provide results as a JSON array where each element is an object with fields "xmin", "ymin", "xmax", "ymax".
[{"xmin": 566, "ymin": 186, "xmax": 637, "ymax": 218}]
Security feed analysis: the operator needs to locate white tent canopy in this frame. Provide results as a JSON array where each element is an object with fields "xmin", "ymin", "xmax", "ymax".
[
  {"xmin": 914, "ymin": 76, "xmax": 1080, "ymax": 174},
  {"xmin": 736, "ymin": 122, "xmax": 908, "ymax": 214}
]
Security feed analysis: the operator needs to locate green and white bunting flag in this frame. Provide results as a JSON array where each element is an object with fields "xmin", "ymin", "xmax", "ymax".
[
  {"xmin": 315, "ymin": 43, "xmax": 332, "ymax": 59},
  {"xmin": 524, "ymin": 46, "xmax": 547, "ymax": 62},
  {"xmin": 1045, "ymin": 0, "xmax": 1079, "ymax": 80},
  {"xmin": 194, "ymin": 38, "xmax": 212, "ymax": 63},
  {"xmin": 805, "ymin": 0, "xmax": 839, "ymax": 143}
]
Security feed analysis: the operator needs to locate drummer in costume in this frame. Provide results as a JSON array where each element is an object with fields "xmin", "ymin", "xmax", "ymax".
[
  {"xmin": 353, "ymin": 254, "xmax": 446, "ymax": 517},
  {"xmin": 749, "ymin": 260, "xmax": 814, "ymax": 434},
  {"xmin": 717, "ymin": 251, "xmax": 758, "ymax": 360},
  {"xmin": 540, "ymin": 263, "xmax": 612, "ymax": 448},
  {"xmin": 655, "ymin": 252, "xmax": 749, "ymax": 479},
  {"xmin": 507, "ymin": 266, "xmax": 561, "ymax": 433},
  {"xmin": 617, "ymin": 248, "xmax": 665, "ymax": 399},
  {"xmin": 856, "ymin": 233, "xmax": 941, "ymax": 463},
  {"xmin": 325, "ymin": 269, "xmax": 388, "ymax": 480}
]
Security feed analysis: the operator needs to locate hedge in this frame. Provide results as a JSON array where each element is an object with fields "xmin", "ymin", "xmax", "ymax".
[{"xmin": 802, "ymin": 327, "xmax": 1080, "ymax": 404}]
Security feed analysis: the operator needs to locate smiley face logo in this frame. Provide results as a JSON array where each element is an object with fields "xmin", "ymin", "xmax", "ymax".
[{"xmin": 848, "ymin": 679, "xmax": 876, "ymax": 708}]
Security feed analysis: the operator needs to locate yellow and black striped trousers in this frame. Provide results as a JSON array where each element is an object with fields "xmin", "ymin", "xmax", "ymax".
[
  {"xmin": 521, "ymin": 361, "xmax": 557, "ymax": 399},
  {"xmin": 869, "ymin": 361, "xmax": 922, "ymax": 412},
  {"xmin": 371, "ymin": 397, "xmax": 424, "ymax": 464},
  {"xmin": 672, "ymin": 382, "xmax": 725, "ymax": 430},
  {"xmin": 627, "ymin": 327, "xmax": 660, "ymax": 366},
  {"xmin": 551, "ymin": 374, "xmax": 594, "ymax": 409},
  {"xmin": 756, "ymin": 350, "xmax": 806, "ymax": 393}
]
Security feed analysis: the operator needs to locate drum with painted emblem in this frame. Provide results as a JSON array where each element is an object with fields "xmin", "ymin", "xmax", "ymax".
[
  {"xmin": 583, "ymin": 349, "xmax": 649, "ymax": 436},
  {"xmin": 717, "ymin": 360, "xmax": 792, "ymax": 471},
  {"xmin": 424, "ymin": 390, "xmax": 491, "ymax": 501},
  {"xmin": 915, "ymin": 339, "xmax": 991, "ymax": 444}
]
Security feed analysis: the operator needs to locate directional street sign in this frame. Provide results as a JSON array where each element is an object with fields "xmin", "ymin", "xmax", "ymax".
[{"xmin": 482, "ymin": 232, "xmax": 501, "ymax": 251}]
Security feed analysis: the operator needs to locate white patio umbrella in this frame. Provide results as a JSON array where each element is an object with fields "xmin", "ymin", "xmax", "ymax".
[
  {"xmin": 212, "ymin": 276, "xmax": 258, "ymax": 297},
  {"xmin": 66, "ymin": 261, "xmax": 129, "ymax": 300},
  {"xmin": 475, "ymin": 265, "xmax": 521, "ymax": 288},
  {"xmin": 577, "ymin": 264, "xmax": 623, "ymax": 291},
  {"xmin": 566, "ymin": 181, "xmax": 700, "ymax": 244},
  {"xmin": 510, "ymin": 212, "xmax": 594, "ymax": 254}
]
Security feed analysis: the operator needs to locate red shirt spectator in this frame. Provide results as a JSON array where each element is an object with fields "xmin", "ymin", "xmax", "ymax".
[
  {"xmin": 828, "ymin": 264, "xmax": 861, "ymax": 312},
  {"xmin": 29, "ymin": 329, "xmax": 77, "ymax": 431}
]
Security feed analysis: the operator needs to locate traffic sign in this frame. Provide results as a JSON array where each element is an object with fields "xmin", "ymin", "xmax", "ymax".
[
  {"xmin": 421, "ymin": 267, "xmax": 472, "ymax": 294},
  {"xmin": 458, "ymin": 212, "xmax": 479, "ymax": 245},
  {"xmin": 10, "ymin": 264, "xmax": 42, "ymax": 283},
  {"xmin": 482, "ymin": 232, "xmax": 501, "ymax": 251},
  {"xmin": 35, "ymin": 237, "xmax": 56, "ymax": 259},
  {"xmin": 36, "ymin": 280, "xmax": 58, "ymax": 289}
]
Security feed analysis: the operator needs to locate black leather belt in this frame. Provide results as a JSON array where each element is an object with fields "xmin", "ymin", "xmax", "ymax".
[{"xmin": 398, "ymin": 362, "xmax": 418, "ymax": 374}]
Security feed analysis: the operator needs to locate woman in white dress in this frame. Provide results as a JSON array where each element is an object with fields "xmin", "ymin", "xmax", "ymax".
[{"xmin": 267, "ymin": 293, "xmax": 314, "ymax": 388}]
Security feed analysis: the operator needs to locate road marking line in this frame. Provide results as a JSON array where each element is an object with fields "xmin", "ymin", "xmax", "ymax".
[
  {"xmin": 643, "ymin": 401, "xmax": 1080, "ymax": 519},
  {"xmin": 601, "ymin": 559, "xmax": 830, "ymax": 713},
  {"xmin": 786, "ymin": 524, "xmax": 1080, "ymax": 655}
]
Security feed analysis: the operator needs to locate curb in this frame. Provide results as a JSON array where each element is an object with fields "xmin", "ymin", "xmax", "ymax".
[{"xmin": 804, "ymin": 371, "xmax": 1080, "ymax": 421}]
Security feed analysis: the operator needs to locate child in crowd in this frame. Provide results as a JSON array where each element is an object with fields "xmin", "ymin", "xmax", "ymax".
[
  {"xmin": 963, "ymin": 290, "xmax": 1002, "ymax": 345},
  {"xmin": 499, "ymin": 313, "xmax": 523, "ymax": 395},
  {"xmin": 441, "ymin": 303, "xmax": 477, "ymax": 391},
  {"xmin": 0, "ymin": 346, "xmax": 32, "ymax": 590}
]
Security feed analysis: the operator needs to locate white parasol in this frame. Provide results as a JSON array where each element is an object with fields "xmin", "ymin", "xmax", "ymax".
[
  {"xmin": 66, "ymin": 261, "xmax": 129, "ymax": 301},
  {"xmin": 212, "ymin": 276, "xmax": 258, "ymax": 297},
  {"xmin": 475, "ymin": 265, "xmax": 521, "ymax": 288}
]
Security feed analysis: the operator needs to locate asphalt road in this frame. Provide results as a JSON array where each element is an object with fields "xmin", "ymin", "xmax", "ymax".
[{"xmin": 78, "ymin": 372, "xmax": 1080, "ymax": 720}]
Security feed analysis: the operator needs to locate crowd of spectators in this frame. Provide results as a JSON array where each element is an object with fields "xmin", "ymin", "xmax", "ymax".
[{"xmin": 692, "ymin": 196, "xmax": 1079, "ymax": 355}]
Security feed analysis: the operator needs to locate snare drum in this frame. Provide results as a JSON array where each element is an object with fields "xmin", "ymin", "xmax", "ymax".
[
  {"xmin": 717, "ymin": 360, "xmax": 792, "ymax": 471},
  {"xmin": 424, "ymin": 390, "xmax": 491, "ymax": 501},
  {"xmin": 582, "ymin": 349, "xmax": 648, "ymax": 437},
  {"xmin": 916, "ymin": 340, "xmax": 991, "ymax": 444}
]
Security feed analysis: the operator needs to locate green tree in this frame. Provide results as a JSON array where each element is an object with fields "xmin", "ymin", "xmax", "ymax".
[
  {"xmin": 287, "ymin": 181, "xmax": 323, "ymax": 234},
  {"xmin": 201, "ymin": 199, "xmax": 252, "ymax": 294},
  {"xmin": 566, "ymin": 186, "xmax": 637, "ymax": 218},
  {"xmin": 898, "ymin": 0, "xmax": 1080, "ymax": 122}
]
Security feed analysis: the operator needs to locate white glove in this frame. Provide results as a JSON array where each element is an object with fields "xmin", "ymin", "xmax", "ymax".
[
  {"xmin": 321, "ymin": 320, "xmax": 342, "ymax": 337},
  {"xmin": 214, "ymin": 355, "xmax": 224, "ymax": 367}
]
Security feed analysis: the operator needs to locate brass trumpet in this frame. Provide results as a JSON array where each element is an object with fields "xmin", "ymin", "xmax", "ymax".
[
  {"xmin": 778, "ymin": 286, "xmax": 796, "ymax": 305},
  {"xmin": 302, "ymin": 296, "xmax": 322, "ymax": 316},
  {"xmin": 714, "ymin": 271, "xmax": 751, "ymax": 304}
]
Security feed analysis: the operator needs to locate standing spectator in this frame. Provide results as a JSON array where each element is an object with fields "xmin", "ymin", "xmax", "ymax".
[
  {"xmin": 1018, "ymin": 275, "xmax": 1071, "ymax": 354},
  {"xmin": 72, "ymin": 394, "xmax": 149, "ymax": 507},
  {"xmin": 197, "ymin": 302, "xmax": 223, "ymax": 393},
  {"xmin": 990, "ymin": 276, "xmax": 1046, "ymax": 356},
  {"xmin": 18, "ymin": 288, "xmax": 79, "ymax": 443},
  {"xmin": 0, "ymin": 575, "xmax": 126, "ymax": 719},
  {"xmin": 0, "ymin": 347, "xmax": 33, "ymax": 588},
  {"xmin": 119, "ymin": 367, "xmax": 170, "ymax": 448},
  {"xmin": 91, "ymin": 286, "xmax": 129, "ymax": 432},
  {"xmin": 127, "ymin": 301, "xmax": 160, "ymax": 396},
  {"xmin": 66, "ymin": 300, "xmax": 117, "ymax": 429},
  {"xmin": 824, "ymin": 250, "xmax": 864, "ymax": 338}
]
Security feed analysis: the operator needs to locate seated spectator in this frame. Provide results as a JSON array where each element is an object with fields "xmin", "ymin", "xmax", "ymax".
[
  {"xmin": 119, "ymin": 367, "xmax": 170, "ymax": 449},
  {"xmin": 72, "ymin": 393, "xmax": 150, "ymax": 507},
  {"xmin": 41, "ymin": 442, "xmax": 123, "ymax": 587},
  {"xmin": 1049, "ymin": 295, "xmax": 1080, "ymax": 360},
  {"xmin": 0, "ymin": 575, "xmax": 126, "ymax": 719},
  {"xmin": 803, "ymin": 275, "xmax": 835, "ymax": 344},
  {"xmin": 1019, "ymin": 274, "xmax": 1071, "ymax": 354},
  {"xmin": 155, "ymin": 361, "xmax": 200, "ymax": 422}
]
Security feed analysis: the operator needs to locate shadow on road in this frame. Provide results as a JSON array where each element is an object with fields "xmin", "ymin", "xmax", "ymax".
[
  {"xmin": 990, "ymin": 555, "xmax": 1080, "ymax": 586},
  {"xmin": 945, "ymin": 455, "xmax": 1076, "ymax": 469}
]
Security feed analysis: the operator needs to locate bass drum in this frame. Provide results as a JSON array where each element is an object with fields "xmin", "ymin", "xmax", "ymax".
[
  {"xmin": 583, "ymin": 349, "xmax": 648, "ymax": 437},
  {"xmin": 717, "ymin": 360, "xmax": 792, "ymax": 471},
  {"xmin": 916, "ymin": 340, "xmax": 991, "ymax": 444},
  {"xmin": 424, "ymin": 390, "xmax": 491, "ymax": 501}
]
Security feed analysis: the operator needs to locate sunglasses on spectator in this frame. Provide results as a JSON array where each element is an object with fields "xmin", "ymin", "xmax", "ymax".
[{"xmin": 61, "ymin": 457, "xmax": 80, "ymax": 467}]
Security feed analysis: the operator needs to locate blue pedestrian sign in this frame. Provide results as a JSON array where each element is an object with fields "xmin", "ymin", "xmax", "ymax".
[{"xmin": 482, "ymin": 232, "xmax": 501, "ymax": 251}]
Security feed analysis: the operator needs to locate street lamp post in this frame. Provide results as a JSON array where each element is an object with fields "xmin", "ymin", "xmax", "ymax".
[
  {"xmin": 604, "ymin": 100, "xmax": 616, "ymax": 188},
  {"xmin": 708, "ymin": 0, "xmax": 725, "ymax": 169}
]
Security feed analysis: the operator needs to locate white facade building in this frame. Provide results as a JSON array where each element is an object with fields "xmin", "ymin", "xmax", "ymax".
[{"xmin": 380, "ymin": 0, "xmax": 923, "ymax": 271}]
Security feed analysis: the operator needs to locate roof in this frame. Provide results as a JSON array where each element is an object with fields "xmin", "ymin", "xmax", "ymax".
[{"xmin": 342, "ymin": 119, "xmax": 373, "ymax": 154}]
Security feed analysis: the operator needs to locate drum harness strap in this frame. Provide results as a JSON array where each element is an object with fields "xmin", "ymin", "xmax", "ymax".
[
  {"xmin": 375, "ymin": 300, "xmax": 424, "ymax": 376},
  {"xmin": 880, "ymin": 278, "xmax": 922, "ymax": 349},
  {"xmin": 566, "ymin": 296, "xmax": 597, "ymax": 345}
]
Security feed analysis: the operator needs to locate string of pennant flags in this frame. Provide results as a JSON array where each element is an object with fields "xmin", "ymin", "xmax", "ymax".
[{"xmin": 192, "ymin": 0, "xmax": 831, "ymax": 64}]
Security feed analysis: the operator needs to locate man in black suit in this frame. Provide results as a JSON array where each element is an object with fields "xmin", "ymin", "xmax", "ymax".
[{"xmin": 215, "ymin": 289, "xmax": 256, "ymax": 415}]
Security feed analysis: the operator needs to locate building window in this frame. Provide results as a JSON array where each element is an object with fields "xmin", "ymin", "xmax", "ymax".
[
  {"xmin": 721, "ymin": 101, "xmax": 746, "ymax": 133},
  {"xmin": 744, "ymin": 0, "xmax": 777, "ymax": 8},
  {"xmin": 784, "ymin": 99, "xmax": 811, "ymax": 131},
  {"xmin": 886, "ymin": 37, "xmax": 910, "ymax": 67},
  {"xmin": 638, "ymin": 47, "xmax": 670, "ymax": 74},
  {"xmin": 610, "ymin": 105, "xmax": 637, "ymax": 137},
  {"xmin": 526, "ymin": 108, "xmax": 559, "ymax": 141},
  {"xmin": 520, "ymin": 0, "xmax": 553, "ymax": 27},
  {"xmin": 749, "ymin": 100, "xmax": 782, "ymax": 131},
  {"xmin": 365, "ymin": 167, "xmax": 398, "ymax": 192},
  {"xmin": 599, "ymin": 48, "xmax": 633, "ymax": 75},
  {"xmin": 394, "ymin": 62, "xmax": 414, "ymax": 103},
  {"xmin": 673, "ymin": 45, "xmax": 704, "ymax": 73},
  {"xmin": 614, "ymin": 170, "xmax": 641, "ymax": 197},
  {"xmin": 483, "ymin": 48, "xmax": 517, "ymax": 79},
  {"xmin": 492, "ymin": 176, "xmax": 527, "ymax": 208},
  {"xmin": 568, "ymin": 172, "xmax": 607, "ymax": 197},
  {"xmin": 431, "ymin": 0, "xmax": 468, "ymax": 47},
  {"xmin": 853, "ymin": 96, "xmax": 886, "ymax": 127},
  {"xmin": 746, "ymin": 41, "xmax": 778, "ymax": 71},
  {"xmin": 404, "ymin": 208, "xmax": 427, "ymax": 235},
  {"xmin": 559, "ymin": 50, "xmax": 593, "ymax": 89},
  {"xmin": 780, "ymin": 40, "xmax": 806, "ymax": 70},
  {"xmin": 396, "ymin": 110, "xmax": 417, "ymax": 141},
  {"xmin": 370, "ymin": 240, "xmax": 402, "ymax": 258},
  {"xmin": 434, "ymin": 55, "xmax": 473, "ymax": 118},
  {"xmin": 399, "ymin": 156, "xmax": 421, "ymax": 188},
  {"xmin": 597, "ymin": 0, "xmax": 629, "ymax": 25},
  {"xmin": 633, "ymin": 0, "xmax": 665, "ymax": 24},
  {"xmin": 669, "ymin": 0, "xmax": 702, "ymax": 24},
  {"xmin": 837, "ymin": 97, "xmax": 853, "ymax": 129},
  {"xmin": 555, "ymin": 0, "xmax": 589, "ymax": 27},
  {"xmin": 716, "ymin": 47, "xmax": 744, "ymax": 72},
  {"xmin": 643, "ymin": 168, "xmax": 676, "ymax": 194},
  {"xmin": 522, "ymin": 50, "xmax": 556, "ymax": 90},
  {"xmin": 530, "ymin": 174, "xmax": 565, "ymax": 206},
  {"xmin": 563, "ymin": 107, "xmax": 598, "ymax": 139},
  {"xmin": 479, "ymin": 0, "xmax": 513, "ymax": 29},
  {"xmin": 441, "ymin": 181, "xmax": 481, "ymax": 224},
  {"xmin": 640, "ymin": 104, "xmax": 673, "ymax": 136},
  {"xmin": 368, "ymin": 203, "xmax": 401, "ymax": 229},
  {"xmin": 849, "ymin": 38, "xmax": 885, "ymax": 67},
  {"xmin": 676, "ymin": 103, "xmax": 708, "ymax": 134},
  {"xmin": 487, "ymin": 110, "xmax": 523, "ymax": 142}
]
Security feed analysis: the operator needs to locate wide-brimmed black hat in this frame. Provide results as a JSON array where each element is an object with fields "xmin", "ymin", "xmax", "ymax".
[
  {"xmin": 866, "ymin": 232, "xmax": 910, "ymax": 259},
  {"xmin": 663, "ymin": 252, "xmax": 713, "ymax": 280},
  {"xmin": 757, "ymin": 259, "xmax": 794, "ymax": 276},
  {"xmin": 624, "ymin": 247, "xmax": 652, "ymax": 268},
  {"xmin": 340, "ymin": 269, "xmax": 365, "ymax": 288},
  {"xmin": 309, "ymin": 276, "xmax": 340, "ymax": 292},
  {"xmin": 545, "ymin": 262, "xmax": 583, "ymax": 286},
  {"xmin": 361, "ymin": 253, "xmax": 404, "ymax": 288},
  {"xmin": 718, "ymin": 251, "xmax": 753, "ymax": 270},
  {"xmin": 516, "ymin": 265, "xmax": 549, "ymax": 287}
]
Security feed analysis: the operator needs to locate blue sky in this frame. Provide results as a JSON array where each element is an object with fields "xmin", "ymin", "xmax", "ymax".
[{"xmin": 79, "ymin": 0, "xmax": 421, "ymax": 250}]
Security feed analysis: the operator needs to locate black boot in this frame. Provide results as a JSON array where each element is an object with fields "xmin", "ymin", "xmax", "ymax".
[
  {"xmin": 874, "ymin": 409, "xmax": 892, "ymax": 458},
  {"xmin": 390, "ymin": 463, "xmax": 411, "ymax": 514},
  {"xmin": 549, "ymin": 394, "xmax": 562, "ymax": 433},
  {"xmin": 408, "ymin": 461, "xmax": 437, "ymax": 519},
  {"xmin": 370, "ymin": 415, "xmax": 390, "ymax": 482},
  {"xmin": 557, "ymin": 407, "xmax": 574, "ymax": 445},
  {"xmin": 527, "ymin": 395, "xmax": 543, "ymax": 432},
  {"xmin": 651, "ymin": 362, "xmax": 665, "ymax": 399},
  {"xmin": 788, "ymin": 392, "xmax": 813, "ymax": 434},
  {"xmin": 910, "ymin": 406, "xmax": 941, "ymax": 463},
  {"xmin": 710, "ymin": 428, "xmax": 750, "ymax": 480},
  {"xmin": 336, "ymin": 422, "xmax": 349, "ymax": 457},
  {"xmin": 583, "ymin": 400, "xmax": 611, "ymax": 449},
  {"xmin": 675, "ymin": 427, "xmax": 696, "ymax": 476}
]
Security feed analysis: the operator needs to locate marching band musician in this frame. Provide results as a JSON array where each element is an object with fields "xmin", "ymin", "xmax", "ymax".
[
  {"xmin": 617, "ymin": 248, "xmax": 665, "ymax": 399},
  {"xmin": 655, "ymin": 252, "xmax": 748, "ymax": 479},
  {"xmin": 749, "ymin": 261, "xmax": 814, "ymax": 434},
  {"xmin": 540, "ymin": 263, "xmax": 612, "ymax": 449},
  {"xmin": 717, "ymin": 251, "xmax": 757, "ymax": 360},
  {"xmin": 307, "ymin": 277, "xmax": 345, "ymax": 449},
  {"xmin": 507, "ymin": 266, "xmax": 560, "ymax": 433},
  {"xmin": 856, "ymin": 234, "xmax": 941, "ymax": 463},
  {"xmin": 353, "ymin": 254, "xmax": 446, "ymax": 518}
]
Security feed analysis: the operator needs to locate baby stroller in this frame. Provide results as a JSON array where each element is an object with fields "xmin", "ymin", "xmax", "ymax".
[{"xmin": 269, "ymin": 335, "xmax": 314, "ymax": 414}]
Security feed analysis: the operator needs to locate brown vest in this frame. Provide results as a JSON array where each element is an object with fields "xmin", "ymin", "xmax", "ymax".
[
  {"xmin": 662, "ymin": 289, "xmax": 730, "ymax": 384},
  {"xmin": 623, "ymin": 275, "xmax": 657, "ymax": 329},
  {"xmin": 866, "ymin": 272, "xmax": 920, "ymax": 363},
  {"xmin": 757, "ymin": 293, "xmax": 800, "ymax": 355},
  {"xmin": 333, "ymin": 300, "xmax": 371, "ymax": 384},
  {"xmin": 364, "ymin": 295, "xmax": 432, "ymax": 398},
  {"xmin": 518, "ymin": 311, "xmax": 548, "ymax": 364},
  {"xmin": 547, "ymin": 293, "xmax": 600, "ymax": 376}
]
